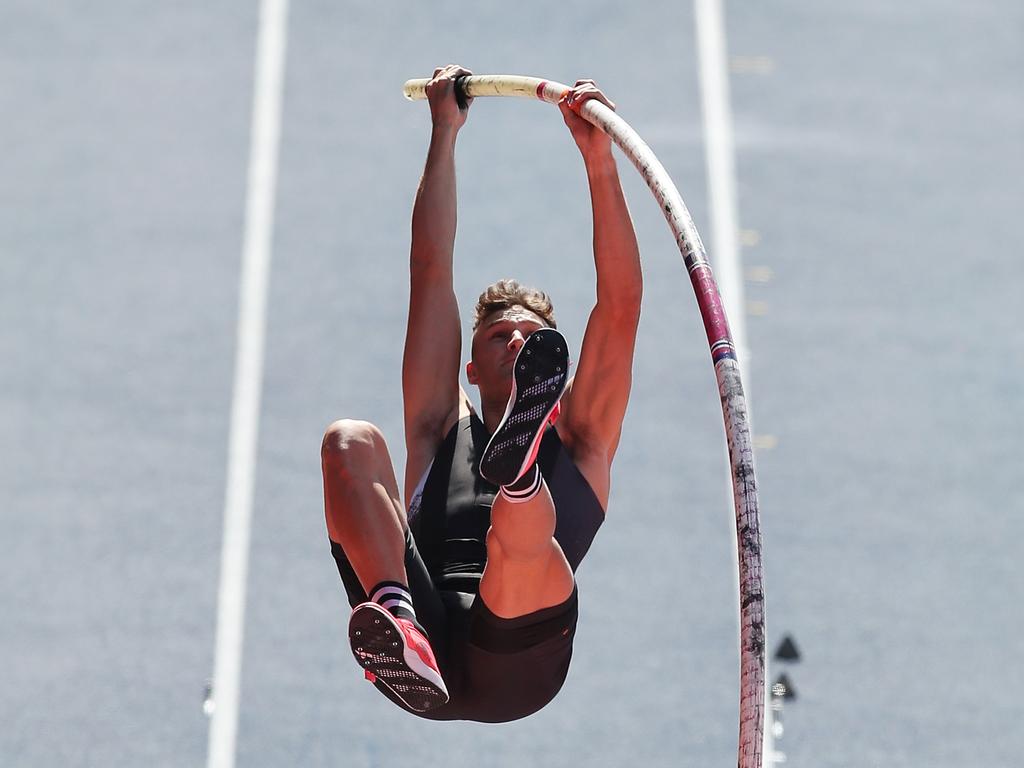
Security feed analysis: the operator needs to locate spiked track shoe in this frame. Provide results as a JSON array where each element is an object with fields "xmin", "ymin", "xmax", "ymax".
[
  {"xmin": 480, "ymin": 327, "xmax": 569, "ymax": 487},
  {"xmin": 348, "ymin": 602, "xmax": 448, "ymax": 713}
]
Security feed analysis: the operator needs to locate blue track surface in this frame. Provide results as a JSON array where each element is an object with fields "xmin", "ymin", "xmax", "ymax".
[{"xmin": 2, "ymin": 2, "xmax": 1022, "ymax": 766}]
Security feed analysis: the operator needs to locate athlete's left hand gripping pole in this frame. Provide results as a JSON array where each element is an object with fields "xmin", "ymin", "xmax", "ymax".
[{"xmin": 403, "ymin": 74, "xmax": 766, "ymax": 768}]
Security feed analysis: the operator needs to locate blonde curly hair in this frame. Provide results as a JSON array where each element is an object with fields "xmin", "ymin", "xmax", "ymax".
[{"xmin": 472, "ymin": 279, "xmax": 556, "ymax": 330}]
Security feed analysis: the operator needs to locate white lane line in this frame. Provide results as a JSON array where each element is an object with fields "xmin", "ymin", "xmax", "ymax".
[
  {"xmin": 207, "ymin": 1, "xmax": 289, "ymax": 767},
  {"xmin": 694, "ymin": 1, "xmax": 777, "ymax": 765},
  {"xmin": 694, "ymin": 0, "xmax": 749, "ymax": 385}
]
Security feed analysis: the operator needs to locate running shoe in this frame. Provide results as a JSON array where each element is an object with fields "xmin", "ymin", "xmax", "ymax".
[
  {"xmin": 479, "ymin": 327, "xmax": 569, "ymax": 487},
  {"xmin": 348, "ymin": 602, "xmax": 449, "ymax": 713}
]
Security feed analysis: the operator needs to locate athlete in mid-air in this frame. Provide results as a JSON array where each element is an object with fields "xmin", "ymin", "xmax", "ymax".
[{"xmin": 322, "ymin": 64, "xmax": 642, "ymax": 721}]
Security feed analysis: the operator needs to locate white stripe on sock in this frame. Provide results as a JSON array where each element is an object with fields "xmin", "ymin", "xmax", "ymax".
[
  {"xmin": 378, "ymin": 597, "xmax": 416, "ymax": 615},
  {"xmin": 370, "ymin": 585, "xmax": 410, "ymax": 603},
  {"xmin": 370, "ymin": 586, "xmax": 416, "ymax": 618},
  {"xmin": 500, "ymin": 471, "xmax": 543, "ymax": 504}
]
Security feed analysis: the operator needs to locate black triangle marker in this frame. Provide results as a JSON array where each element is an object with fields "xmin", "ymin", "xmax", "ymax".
[{"xmin": 774, "ymin": 634, "xmax": 801, "ymax": 662}]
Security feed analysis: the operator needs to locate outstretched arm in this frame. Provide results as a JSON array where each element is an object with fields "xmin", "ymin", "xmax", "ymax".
[
  {"xmin": 557, "ymin": 82, "xmax": 643, "ymax": 480},
  {"xmin": 403, "ymin": 65, "xmax": 474, "ymax": 487}
]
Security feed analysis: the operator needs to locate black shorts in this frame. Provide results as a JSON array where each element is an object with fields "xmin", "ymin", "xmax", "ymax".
[{"xmin": 330, "ymin": 529, "xmax": 578, "ymax": 723}]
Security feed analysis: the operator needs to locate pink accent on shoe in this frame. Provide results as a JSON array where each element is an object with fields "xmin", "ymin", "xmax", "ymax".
[{"xmin": 396, "ymin": 618, "xmax": 443, "ymax": 679}]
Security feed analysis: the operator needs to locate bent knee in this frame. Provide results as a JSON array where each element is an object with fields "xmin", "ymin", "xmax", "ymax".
[
  {"xmin": 486, "ymin": 525, "xmax": 557, "ymax": 564},
  {"xmin": 480, "ymin": 535, "xmax": 575, "ymax": 618},
  {"xmin": 321, "ymin": 419, "xmax": 388, "ymax": 473}
]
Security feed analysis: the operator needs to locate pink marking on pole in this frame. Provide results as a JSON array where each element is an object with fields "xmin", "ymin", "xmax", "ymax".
[
  {"xmin": 689, "ymin": 265, "xmax": 733, "ymax": 351},
  {"xmin": 536, "ymin": 81, "xmax": 548, "ymax": 100}
]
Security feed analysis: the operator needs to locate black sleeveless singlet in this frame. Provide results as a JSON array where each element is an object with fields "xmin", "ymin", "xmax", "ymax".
[{"xmin": 408, "ymin": 412, "xmax": 605, "ymax": 593}]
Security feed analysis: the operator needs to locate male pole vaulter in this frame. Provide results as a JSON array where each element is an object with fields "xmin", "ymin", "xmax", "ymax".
[{"xmin": 322, "ymin": 64, "xmax": 642, "ymax": 721}]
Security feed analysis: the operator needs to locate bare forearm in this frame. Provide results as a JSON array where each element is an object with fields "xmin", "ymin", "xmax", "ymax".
[
  {"xmin": 584, "ymin": 153, "xmax": 643, "ymax": 313},
  {"xmin": 402, "ymin": 65, "xmax": 472, "ymax": 448},
  {"xmin": 410, "ymin": 126, "xmax": 459, "ymax": 275}
]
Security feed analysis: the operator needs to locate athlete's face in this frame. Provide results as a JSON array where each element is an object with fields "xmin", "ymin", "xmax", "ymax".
[{"xmin": 468, "ymin": 308, "xmax": 547, "ymax": 399}]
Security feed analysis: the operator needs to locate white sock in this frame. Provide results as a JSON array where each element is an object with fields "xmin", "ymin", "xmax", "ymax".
[
  {"xmin": 369, "ymin": 581, "xmax": 417, "ymax": 622},
  {"xmin": 499, "ymin": 465, "xmax": 543, "ymax": 504}
]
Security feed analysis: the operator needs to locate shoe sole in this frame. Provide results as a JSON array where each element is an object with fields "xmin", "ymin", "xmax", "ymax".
[
  {"xmin": 348, "ymin": 603, "xmax": 448, "ymax": 713},
  {"xmin": 480, "ymin": 328, "xmax": 569, "ymax": 487}
]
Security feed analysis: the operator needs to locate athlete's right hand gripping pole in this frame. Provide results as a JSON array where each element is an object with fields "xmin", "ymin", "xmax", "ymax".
[{"xmin": 404, "ymin": 74, "xmax": 765, "ymax": 768}]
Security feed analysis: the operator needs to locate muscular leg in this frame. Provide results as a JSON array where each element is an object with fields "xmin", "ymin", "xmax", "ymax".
[
  {"xmin": 478, "ymin": 477, "xmax": 575, "ymax": 619},
  {"xmin": 321, "ymin": 419, "xmax": 408, "ymax": 594}
]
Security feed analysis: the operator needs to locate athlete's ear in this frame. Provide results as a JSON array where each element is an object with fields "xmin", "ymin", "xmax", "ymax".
[{"xmin": 466, "ymin": 359, "xmax": 478, "ymax": 385}]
